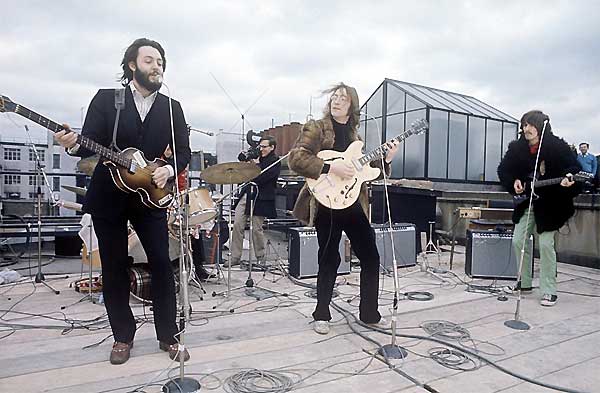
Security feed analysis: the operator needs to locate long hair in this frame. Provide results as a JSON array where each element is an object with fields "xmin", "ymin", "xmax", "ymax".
[
  {"xmin": 322, "ymin": 82, "xmax": 360, "ymax": 129},
  {"xmin": 119, "ymin": 38, "xmax": 166, "ymax": 86},
  {"xmin": 520, "ymin": 110, "xmax": 552, "ymax": 136}
]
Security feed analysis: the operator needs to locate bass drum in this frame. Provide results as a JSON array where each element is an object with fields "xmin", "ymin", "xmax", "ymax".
[
  {"xmin": 129, "ymin": 264, "xmax": 152, "ymax": 304},
  {"xmin": 127, "ymin": 229, "xmax": 181, "ymax": 305}
]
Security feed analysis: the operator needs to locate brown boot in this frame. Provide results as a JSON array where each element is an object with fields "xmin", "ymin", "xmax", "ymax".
[
  {"xmin": 159, "ymin": 341, "xmax": 190, "ymax": 362},
  {"xmin": 110, "ymin": 341, "xmax": 133, "ymax": 365}
]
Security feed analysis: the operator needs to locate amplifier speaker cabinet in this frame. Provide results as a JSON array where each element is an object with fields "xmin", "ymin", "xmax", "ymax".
[
  {"xmin": 465, "ymin": 229, "xmax": 534, "ymax": 280},
  {"xmin": 288, "ymin": 227, "xmax": 350, "ymax": 279},
  {"xmin": 372, "ymin": 223, "xmax": 417, "ymax": 270}
]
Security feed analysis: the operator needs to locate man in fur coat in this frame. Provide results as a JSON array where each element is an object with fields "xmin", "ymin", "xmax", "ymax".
[{"xmin": 288, "ymin": 83, "xmax": 399, "ymax": 334}]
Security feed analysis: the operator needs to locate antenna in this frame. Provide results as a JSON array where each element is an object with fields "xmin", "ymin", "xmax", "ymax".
[{"xmin": 209, "ymin": 72, "xmax": 268, "ymax": 150}]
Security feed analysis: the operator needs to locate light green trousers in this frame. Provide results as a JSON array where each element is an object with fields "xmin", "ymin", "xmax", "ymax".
[{"xmin": 513, "ymin": 210, "xmax": 557, "ymax": 295}]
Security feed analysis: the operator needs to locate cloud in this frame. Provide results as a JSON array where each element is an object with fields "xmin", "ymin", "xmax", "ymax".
[{"xmin": 1, "ymin": 0, "xmax": 599, "ymax": 154}]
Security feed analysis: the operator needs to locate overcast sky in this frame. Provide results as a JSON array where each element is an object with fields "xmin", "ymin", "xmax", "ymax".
[{"xmin": 1, "ymin": 0, "xmax": 599, "ymax": 154}]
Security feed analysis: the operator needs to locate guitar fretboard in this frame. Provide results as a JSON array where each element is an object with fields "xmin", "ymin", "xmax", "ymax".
[
  {"xmin": 358, "ymin": 131, "xmax": 414, "ymax": 166},
  {"xmin": 13, "ymin": 104, "xmax": 131, "ymax": 168}
]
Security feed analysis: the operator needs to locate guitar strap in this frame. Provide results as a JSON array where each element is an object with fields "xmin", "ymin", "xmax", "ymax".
[{"xmin": 110, "ymin": 88, "xmax": 126, "ymax": 152}]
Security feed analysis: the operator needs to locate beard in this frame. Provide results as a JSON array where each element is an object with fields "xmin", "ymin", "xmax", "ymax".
[{"xmin": 134, "ymin": 67, "xmax": 162, "ymax": 92}]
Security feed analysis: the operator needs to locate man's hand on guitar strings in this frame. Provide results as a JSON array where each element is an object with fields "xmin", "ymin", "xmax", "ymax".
[
  {"xmin": 152, "ymin": 166, "xmax": 171, "ymax": 189},
  {"xmin": 329, "ymin": 161, "xmax": 355, "ymax": 180},
  {"xmin": 560, "ymin": 173, "xmax": 575, "ymax": 187},
  {"xmin": 514, "ymin": 179, "xmax": 524, "ymax": 194},
  {"xmin": 54, "ymin": 125, "xmax": 78, "ymax": 149}
]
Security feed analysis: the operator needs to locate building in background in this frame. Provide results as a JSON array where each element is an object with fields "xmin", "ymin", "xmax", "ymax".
[{"xmin": 0, "ymin": 134, "xmax": 79, "ymax": 217}]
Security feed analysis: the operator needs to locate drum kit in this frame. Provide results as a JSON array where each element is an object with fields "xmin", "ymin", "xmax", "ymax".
[{"xmin": 63, "ymin": 161, "xmax": 262, "ymax": 303}]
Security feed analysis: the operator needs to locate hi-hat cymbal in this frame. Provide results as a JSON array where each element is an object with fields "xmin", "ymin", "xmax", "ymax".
[
  {"xmin": 200, "ymin": 162, "xmax": 260, "ymax": 184},
  {"xmin": 62, "ymin": 185, "xmax": 87, "ymax": 196},
  {"xmin": 77, "ymin": 155, "xmax": 99, "ymax": 176}
]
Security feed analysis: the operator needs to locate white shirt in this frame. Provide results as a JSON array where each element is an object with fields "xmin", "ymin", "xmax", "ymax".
[{"xmin": 129, "ymin": 83, "xmax": 158, "ymax": 122}]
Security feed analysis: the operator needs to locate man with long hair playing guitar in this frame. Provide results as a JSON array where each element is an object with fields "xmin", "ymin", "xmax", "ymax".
[
  {"xmin": 54, "ymin": 38, "xmax": 191, "ymax": 364},
  {"xmin": 288, "ymin": 83, "xmax": 400, "ymax": 334},
  {"xmin": 497, "ymin": 110, "xmax": 580, "ymax": 307}
]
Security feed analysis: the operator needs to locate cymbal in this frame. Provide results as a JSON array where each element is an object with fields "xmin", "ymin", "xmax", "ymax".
[
  {"xmin": 77, "ymin": 155, "xmax": 99, "ymax": 176},
  {"xmin": 201, "ymin": 162, "xmax": 260, "ymax": 184},
  {"xmin": 62, "ymin": 185, "xmax": 87, "ymax": 196}
]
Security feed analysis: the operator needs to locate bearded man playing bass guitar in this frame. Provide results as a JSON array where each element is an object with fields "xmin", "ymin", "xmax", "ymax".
[
  {"xmin": 55, "ymin": 38, "xmax": 190, "ymax": 364},
  {"xmin": 289, "ymin": 83, "xmax": 400, "ymax": 335},
  {"xmin": 497, "ymin": 110, "xmax": 580, "ymax": 307}
]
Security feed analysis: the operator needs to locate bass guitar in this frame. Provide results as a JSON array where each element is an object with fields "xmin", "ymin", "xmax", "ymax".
[
  {"xmin": 0, "ymin": 95, "xmax": 174, "ymax": 209},
  {"xmin": 513, "ymin": 171, "xmax": 592, "ymax": 207},
  {"xmin": 305, "ymin": 118, "xmax": 428, "ymax": 209}
]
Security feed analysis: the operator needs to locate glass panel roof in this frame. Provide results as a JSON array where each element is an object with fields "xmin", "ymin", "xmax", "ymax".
[{"xmin": 386, "ymin": 79, "xmax": 517, "ymax": 122}]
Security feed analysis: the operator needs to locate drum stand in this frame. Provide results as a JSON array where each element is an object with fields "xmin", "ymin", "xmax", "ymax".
[
  {"xmin": 211, "ymin": 182, "xmax": 238, "ymax": 299},
  {"xmin": 212, "ymin": 184, "xmax": 285, "ymax": 304}
]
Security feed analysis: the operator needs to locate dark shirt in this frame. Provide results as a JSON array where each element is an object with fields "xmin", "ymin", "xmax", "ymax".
[
  {"xmin": 332, "ymin": 118, "xmax": 352, "ymax": 152},
  {"xmin": 321, "ymin": 118, "xmax": 352, "ymax": 174}
]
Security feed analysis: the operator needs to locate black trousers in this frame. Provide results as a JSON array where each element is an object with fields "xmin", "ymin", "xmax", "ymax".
[
  {"xmin": 313, "ymin": 202, "xmax": 381, "ymax": 323},
  {"xmin": 93, "ymin": 199, "xmax": 178, "ymax": 344}
]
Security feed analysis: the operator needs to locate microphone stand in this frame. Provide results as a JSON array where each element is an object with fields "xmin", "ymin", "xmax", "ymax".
[
  {"xmin": 25, "ymin": 125, "xmax": 60, "ymax": 294},
  {"xmin": 367, "ymin": 114, "xmax": 408, "ymax": 359},
  {"xmin": 161, "ymin": 82, "xmax": 201, "ymax": 392},
  {"xmin": 504, "ymin": 121, "xmax": 549, "ymax": 331}
]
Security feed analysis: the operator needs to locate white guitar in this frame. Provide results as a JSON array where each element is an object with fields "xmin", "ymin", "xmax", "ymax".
[{"xmin": 306, "ymin": 119, "xmax": 428, "ymax": 209}]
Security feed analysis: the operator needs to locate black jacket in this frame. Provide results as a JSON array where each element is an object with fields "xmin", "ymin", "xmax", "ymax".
[
  {"xmin": 497, "ymin": 133, "xmax": 580, "ymax": 233},
  {"xmin": 243, "ymin": 151, "xmax": 281, "ymax": 219},
  {"xmin": 77, "ymin": 88, "xmax": 190, "ymax": 217}
]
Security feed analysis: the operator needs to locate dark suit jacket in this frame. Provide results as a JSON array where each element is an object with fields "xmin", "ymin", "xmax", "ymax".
[
  {"xmin": 244, "ymin": 151, "xmax": 281, "ymax": 219},
  {"xmin": 77, "ymin": 87, "xmax": 190, "ymax": 218}
]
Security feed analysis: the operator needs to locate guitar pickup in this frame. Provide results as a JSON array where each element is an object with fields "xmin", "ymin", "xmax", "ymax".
[
  {"xmin": 132, "ymin": 151, "xmax": 147, "ymax": 169},
  {"xmin": 311, "ymin": 175, "xmax": 335, "ymax": 194}
]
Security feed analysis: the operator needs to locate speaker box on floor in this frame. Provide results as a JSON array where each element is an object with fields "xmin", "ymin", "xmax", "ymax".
[
  {"xmin": 372, "ymin": 223, "xmax": 417, "ymax": 271},
  {"xmin": 465, "ymin": 229, "xmax": 533, "ymax": 280},
  {"xmin": 288, "ymin": 227, "xmax": 350, "ymax": 279}
]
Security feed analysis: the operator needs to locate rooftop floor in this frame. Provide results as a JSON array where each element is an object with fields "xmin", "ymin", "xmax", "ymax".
[{"xmin": 0, "ymin": 233, "xmax": 599, "ymax": 393}]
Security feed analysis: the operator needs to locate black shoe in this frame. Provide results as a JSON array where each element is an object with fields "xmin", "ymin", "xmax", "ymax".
[
  {"xmin": 195, "ymin": 267, "xmax": 214, "ymax": 281},
  {"xmin": 540, "ymin": 294, "xmax": 558, "ymax": 307},
  {"xmin": 506, "ymin": 281, "xmax": 533, "ymax": 293}
]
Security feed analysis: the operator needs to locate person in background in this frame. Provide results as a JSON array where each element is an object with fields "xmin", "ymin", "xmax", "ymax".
[
  {"xmin": 577, "ymin": 142, "xmax": 597, "ymax": 193},
  {"xmin": 228, "ymin": 135, "xmax": 281, "ymax": 267}
]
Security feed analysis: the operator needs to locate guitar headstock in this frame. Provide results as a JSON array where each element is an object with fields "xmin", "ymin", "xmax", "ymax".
[
  {"xmin": 0, "ymin": 95, "xmax": 17, "ymax": 113},
  {"xmin": 574, "ymin": 171, "xmax": 594, "ymax": 182},
  {"xmin": 409, "ymin": 118, "xmax": 428, "ymax": 136}
]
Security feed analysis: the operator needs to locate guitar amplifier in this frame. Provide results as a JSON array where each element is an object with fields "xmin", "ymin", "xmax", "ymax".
[
  {"xmin": 465, "ymin": 229, "xmax": 533, "ymax": 280},
  {"xmin": 372, "ymin": 223, "xmax": 417, "ymax": 270},
  {"xmin": 288, "ymin": 227, "xmax": 350, "ymax": 279}
]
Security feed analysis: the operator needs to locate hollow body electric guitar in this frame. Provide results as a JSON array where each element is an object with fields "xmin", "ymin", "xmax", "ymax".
[
  {"xmin": 512, "ymin": 171, "xmax": 592, "ymax": 207},
  {"xmin": 306, "ymin": 119, "xmax": 428, "ymax": 209},
  {"xmin": 0, "ymin": 95, "xmax": 174, "ymax": 209}
]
